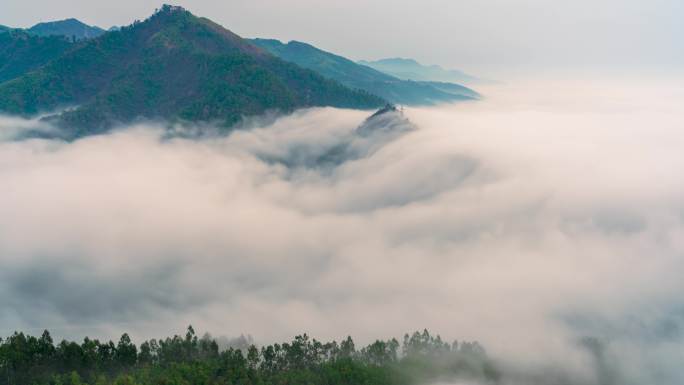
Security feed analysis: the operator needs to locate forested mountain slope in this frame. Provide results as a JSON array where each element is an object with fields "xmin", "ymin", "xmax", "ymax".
[{"xmin": 0, "ymin": 5, "xmax": 384, "ymax": 138}]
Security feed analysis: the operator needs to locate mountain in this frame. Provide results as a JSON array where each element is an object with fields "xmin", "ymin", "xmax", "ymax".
[
  {"xmin": 359, "ymin": 58, "xmax": 486, "ymax": 85},
  {"xmin": 0, "ymin": 5, "xmax": 384, "ymax": 138},
  {"xmin": 28, "ymin": 18, "xmax": 105, "ymax": 41},
  {"xmin": 250, "ymin": 39, "xmax": 479, "ymax": 106},
  {"xmin": 0, "ymin": 30, "xmax": 74, "ymax": 83}
]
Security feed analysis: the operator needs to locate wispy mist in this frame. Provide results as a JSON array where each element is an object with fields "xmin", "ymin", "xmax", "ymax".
[{"xmin": 1, "ymin": 80, "xmax": 683, "ymax": 384}]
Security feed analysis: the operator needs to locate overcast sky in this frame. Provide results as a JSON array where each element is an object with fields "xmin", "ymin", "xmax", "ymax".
[{"xmin": 1, "ymin": 0, "xmax": 682, "ymax": 77}]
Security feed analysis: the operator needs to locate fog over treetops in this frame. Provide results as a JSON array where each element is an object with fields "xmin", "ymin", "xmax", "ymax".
[{"xmin": 1, "ymin": 79, "xmax": 684, "ymax": 384}]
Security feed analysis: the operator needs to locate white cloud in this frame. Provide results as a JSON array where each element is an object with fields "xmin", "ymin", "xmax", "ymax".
[{"xmin": 1, "ymin": 79, "xmax": 683, "ymax": 384}]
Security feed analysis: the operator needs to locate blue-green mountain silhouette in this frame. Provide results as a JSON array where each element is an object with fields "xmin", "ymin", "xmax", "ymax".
[
  {"xmin": 251, "ymin": 39, "xmax": 479, "ymax": 105},
  {"xmin": 359, "ymin": 58, "xmax": 488, "ymax": 85},
  {"xmin": 28, "ymin": 18, "xmax": 106, "ymax": 41}
]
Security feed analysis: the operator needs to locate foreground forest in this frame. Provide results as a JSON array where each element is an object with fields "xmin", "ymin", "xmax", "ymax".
[{"xmin": 0, "ymin": 327, "xmax": 499, "ymax": 385}]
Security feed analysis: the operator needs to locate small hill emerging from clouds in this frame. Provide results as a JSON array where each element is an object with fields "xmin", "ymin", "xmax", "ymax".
[
  {"xmin": 0, "ymin": 5, "xmax": 384, "ymax": 138},
  {"xmin": 0, "ymin": 30, "xmax": 74, "ymax": 83},
  {"xmin": 27, "ymin": 18, "xmax": 105, "ymax": 41},
  {"xmin": 250, "ymin": 39, "xmax": 479, "ymax": 106},
  {"xmin": 359, "ymin": 58, "xmax": 486, "ymax": 85}
]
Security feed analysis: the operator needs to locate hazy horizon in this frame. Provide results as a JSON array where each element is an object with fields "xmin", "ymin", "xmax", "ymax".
[{"xmin": 1, "ymin": 0, "xmax": 682, "ymax": 78}]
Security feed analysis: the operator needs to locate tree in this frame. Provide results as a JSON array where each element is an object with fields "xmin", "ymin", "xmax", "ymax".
[
  {"xmin": 339, "ymin": 336, "xmax": 356, "ymax": 359},
  {"xmin": 247, "ymin": 345, "xmax": 260, "ymax": 371},
  {"xmin": 184, "ymin": 325, "xmax": 198, "ymax": 361},
  {"xmin": 138, "ymin": 341, "xmax": 153, "ymax": 365},
  {"xmin": 0, "ymin": 328, "xmax": 499, "ymax": 385},
  {"xmin": 38, "ymin": 330, "xmax": 55, "ymax": 360},
  {"xmin": 362, "ymin": 340, "xmax": 399, "ymax": 366},
  {"xmin": 115, "ymin": 334, "xmax": 137, "ymax": 367}
]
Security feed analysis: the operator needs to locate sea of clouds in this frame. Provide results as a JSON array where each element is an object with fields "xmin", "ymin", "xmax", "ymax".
[{"xmin": 1, "ymin": 80, "xmax": 683, "ymax": 384}]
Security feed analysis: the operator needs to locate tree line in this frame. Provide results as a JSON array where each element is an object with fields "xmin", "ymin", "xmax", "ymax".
[{"xmin": 0, "ymin": 327, "xmax": 500, "ymax": 385}]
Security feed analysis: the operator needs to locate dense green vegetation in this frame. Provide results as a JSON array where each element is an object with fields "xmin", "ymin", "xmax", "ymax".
[
  {"xmin": 250, "ymin": 39, "xmax": 479, "ymax": 106},
  {"xmin": 28, "ymin": 19, "xmax": 106, "ymax": 41},
  {"xmin": 0, "ymin": 326, "xmax": 499, "ymax": 385},
  {"xmin": 0, "ymin": 30, "xmax": 75, "ymax": 83},
  {"xmin": 0, "ymin": 5, "xmax": 384, "ymax": 138},
  {"xmin": 0, "ymin": 20, "xmax": 102, "ymax": 85}
]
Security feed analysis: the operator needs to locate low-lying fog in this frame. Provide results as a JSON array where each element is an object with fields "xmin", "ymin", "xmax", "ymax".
[{"xmin": 1, "ymin": 79, "xmax": 683, "ymax": 384}]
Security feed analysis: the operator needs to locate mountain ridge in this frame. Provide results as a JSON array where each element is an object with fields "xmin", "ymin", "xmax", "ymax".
[
  {"xmin": 0, "ymin": 5, "xmax": 385, "ymax": 138},
  {"xmin": 359, "ymin": 58, "xmax": 487, "ymax": 85},
  {"xmin": 250, "ymin": 38, "xmax": 479, "ymax": 105},
  {"xmin": 28, "ymin": 18, "xmax": 106, "ymax": 41}
]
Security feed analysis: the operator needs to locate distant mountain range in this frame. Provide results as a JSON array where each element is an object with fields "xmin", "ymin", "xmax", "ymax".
[
  {"xmin": 28, "ymin": 18, "xmax": 106, "ymax": 41},
  {"xmin": 0, "ymin": 5, "xmax": 480, "ymax": 139},
  {"xmin": 0, "ymin": 18, "xmax": 105, "ymax": 41},
  {"xmin": 359, "ymin": 58, "xmax": 488, "ymax": 85},
  {"xmin": 0, "ymin": 5, "xmax": 384, "ymax": 138},
  {"xmin": 250, "ymin": 39, "xmax": 478, "ymax": 106}
]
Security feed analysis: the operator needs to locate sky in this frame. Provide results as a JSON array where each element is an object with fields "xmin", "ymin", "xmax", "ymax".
[{"xmin": 1, "ymin": 0, "xmax": 682, "ymax": 77}]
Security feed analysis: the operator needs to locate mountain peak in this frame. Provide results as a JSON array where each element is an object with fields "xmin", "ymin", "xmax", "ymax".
[
  {"xmin": 32, "ymin": 18, "xmax": 86, "ymax": 27},
  {"xmin": 158, "ymin": 4, "xmax": 187, "ymax": 14},
  {"xmin": 378, "ymin": 58, "xmax": 420, "ymax": 65},
  {"xmin": 147, "ymin": 4, "xmax": 191, "ymax": 22},
  {"xmin": 135, "ymin": 6, "xmax": 266, "ymax": 58},
  {"xmin": 149, "ymin": 4, "xmax": 191, "ymax": 22},
  {"xmin": 28, "ymin": 18, "xmax": 105, "ymax": 40}
]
